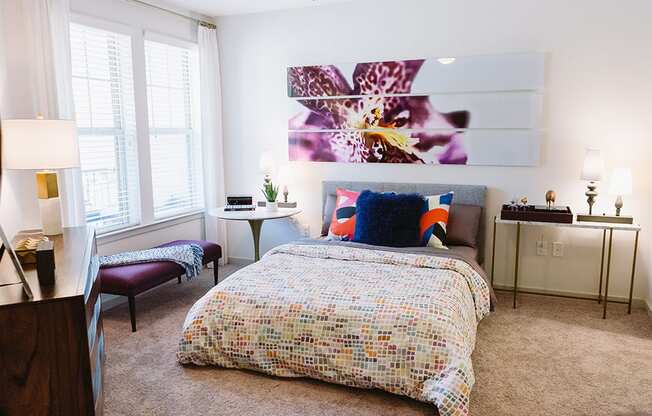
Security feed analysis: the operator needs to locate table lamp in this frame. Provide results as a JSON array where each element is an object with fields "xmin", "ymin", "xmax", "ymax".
[
  {"xmin": 609, "ymin": 167, "xmax": 632, "ymax": 216},
  {"xmin": 258, "ymin": 150, "xmax": 276, "ymax": 180},
  {"xmin": 580, "ymin": 148, "xmax": 603, "ymax": 215},
  {"xmin": 1, "ymin": 116, "xmax": 80, "ymax": 235}
]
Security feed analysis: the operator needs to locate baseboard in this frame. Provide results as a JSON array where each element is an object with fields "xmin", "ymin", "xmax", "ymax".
[
  {"xmin": 492, "ymin": 283, "xmax": 647, "ymax": 309},
  {"xmin": 228, "ymin": 256, "xmax": 254, "ymax": 266}
]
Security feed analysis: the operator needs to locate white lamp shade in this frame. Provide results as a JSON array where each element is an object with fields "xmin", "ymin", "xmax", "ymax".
[
  {"xmin": 1, "ymin": 119, "xmax": 80, "ymax": 170},
  {"xmin": 580, "ymin": 148, "xmax": 603, "ymax": 181},
  {"xmin": 609, "ymin": 167, "xmax": 632, "ymax": 196}
]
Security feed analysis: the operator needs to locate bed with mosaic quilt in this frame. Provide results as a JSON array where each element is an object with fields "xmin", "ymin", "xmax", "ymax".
[{"xmin": 177, "ymin": 182, "xmax": 493, "ymax": 416}]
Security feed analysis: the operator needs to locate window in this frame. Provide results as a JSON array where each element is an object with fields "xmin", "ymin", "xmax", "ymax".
[
  {"xmin": 70, "ymin": 22, "xmax": 140, "ymax": 233},
  {"xmin": 69, "ymin": 17, "xmax": 205, "ymax": 234},
  {"xmin": 145, "ymin": 39, "xmax": 204, "ymax": 219}
]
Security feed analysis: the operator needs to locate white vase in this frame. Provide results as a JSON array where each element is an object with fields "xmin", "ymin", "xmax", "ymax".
[{"xmin": 266, "ymin": 201, "xmax": 278, "ymax": 211}]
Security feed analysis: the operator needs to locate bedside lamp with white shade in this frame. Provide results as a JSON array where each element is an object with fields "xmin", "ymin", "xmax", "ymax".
[
  {"xmin": 1, "ymin": 116, "xmax": 80, "ymax": 235},
  {"xmin": 609, "ymin": 167, "xmax": 632, "ymax": 216},
  {"xmin": 580, "ymin": 148, "xmax": 604, "ymax": 215},
  {"xmin": 258, "ymin": 150, "xmax": 276, "ymax": 180}
]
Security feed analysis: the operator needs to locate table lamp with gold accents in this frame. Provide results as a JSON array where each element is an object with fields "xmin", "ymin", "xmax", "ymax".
[{"xmin": 1, "ymin": 116, "xmax": 80, "ymax": 235}]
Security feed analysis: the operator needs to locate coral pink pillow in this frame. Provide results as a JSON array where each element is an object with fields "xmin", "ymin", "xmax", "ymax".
[{"xmin": 327, "ymin": 188, "xmax": 360, "ymax": 240}]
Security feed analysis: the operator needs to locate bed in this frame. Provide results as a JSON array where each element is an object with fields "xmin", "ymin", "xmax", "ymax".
[{"xmin": 178, "ymin": 182, "xmax": 492, "ymax": 416}]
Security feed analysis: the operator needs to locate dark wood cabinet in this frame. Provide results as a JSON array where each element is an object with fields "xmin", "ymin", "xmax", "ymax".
[{"xmin": 0, "ymin": 227, "xmax": 104, "ymax": 416}]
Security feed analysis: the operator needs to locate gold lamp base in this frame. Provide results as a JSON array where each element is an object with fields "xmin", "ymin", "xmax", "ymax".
[{"xmin": 36, "ymin": 171, "xmax": 63, "ymax": 235}]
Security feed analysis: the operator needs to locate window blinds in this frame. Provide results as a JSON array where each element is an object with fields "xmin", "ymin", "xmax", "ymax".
[
  {"xmin": 144, "ymin": 39, "xmax": 204, "ymax": 219},
  {"xmin": 70, "ymin": 22, "xmax": 140, "ymax": 233}
]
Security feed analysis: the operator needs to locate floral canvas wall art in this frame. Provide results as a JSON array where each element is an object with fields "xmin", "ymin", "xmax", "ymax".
[{"xmin": 287, "ymin": 53, "xmax": 544, "ymax": 166}]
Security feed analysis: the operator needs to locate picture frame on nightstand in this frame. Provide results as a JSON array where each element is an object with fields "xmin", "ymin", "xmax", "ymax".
[{"xmin": 0, "ymin": 224, "xmax": 33, "ymax": 298}]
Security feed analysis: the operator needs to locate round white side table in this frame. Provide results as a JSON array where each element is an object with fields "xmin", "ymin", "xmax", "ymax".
[{"xmin": 208, "ymin": 207, "xmax": 302, "ymax": 261}]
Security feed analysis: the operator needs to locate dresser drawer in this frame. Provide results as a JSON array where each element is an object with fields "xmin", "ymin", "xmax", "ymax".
[
  {"xmin": 90, "ymin": 330, "xmax": 105, "ymax": 413},
  {"xmin": 84, "ymin": 229, "xmax": 104, "ymax": 415},
  {"xmin": 86, "ymin": 274, "xmax": 101, "ymax": 324},
  {"xmin": 88, "ymin": 291, "xmax": 105, "ymax": 415},
  {"xmin": 87, "ymin": 294, "xmax": 102, "ymax": 350},
  {"xmin": 84, "ymin": 230, "xmax": 100, "ymax": 297}
]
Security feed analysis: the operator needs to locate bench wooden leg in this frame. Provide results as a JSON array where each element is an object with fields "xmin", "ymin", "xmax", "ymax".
[
  {"xmin": 128, "ymin": 296, "xmax": 136, "ymax": 332},
  {"xmin": 213, "ymin": 261, "xmax": 219, "ymax": 286}
]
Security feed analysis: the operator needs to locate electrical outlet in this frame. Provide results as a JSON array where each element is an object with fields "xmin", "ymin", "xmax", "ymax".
[
  {"xmin": 536, "ymin": 240, "xmax": 548, "ymax": 256},
  {"xmin": 289, "ymin": 218, "xmax": 310, "ymax": 237},
  {"xmin": 552, "ymin": 242, "xmax": 564, "ymax": 257}
]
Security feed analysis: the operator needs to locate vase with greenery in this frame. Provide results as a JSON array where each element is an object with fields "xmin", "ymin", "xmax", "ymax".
[{"xmin": 261, "ymin": 176, "xmax": 279, "ymax": 211}]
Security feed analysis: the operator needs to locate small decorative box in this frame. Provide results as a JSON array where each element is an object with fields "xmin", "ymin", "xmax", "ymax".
[
  {"xmin": 500, "ymin": 204, "xmax": 573, "ymax": 224},
  {"xmin": 13, "ymin": 232, "xmax": 50, "ymax": 266}
]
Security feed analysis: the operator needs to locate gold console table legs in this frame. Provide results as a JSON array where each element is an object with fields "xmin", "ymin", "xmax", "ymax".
[
  {"xmin": 490, "ymin": 218, "xmax": 640, "ymax": 318},
  {"xmin": 513, "ymin": 222, "xmax": 521, "ymax": 309},
  {"xmin": 490, "ymin": 216, "xmax": 497, "ymax": 287},
  {"xmin": 627, "ymin": 230, "xmax": 639, "ymax": 314},
  {"xmin": 597, "ymin": 230, "xmax": 606, "ymax": 304},
  {"xmin": 601, "ymin": 229, "xmax": 613, "ymax": 319}
]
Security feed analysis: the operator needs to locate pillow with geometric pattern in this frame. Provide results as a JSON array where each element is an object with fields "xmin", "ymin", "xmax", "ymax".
[
  {"xmin": 420, "ymin": 192, "xmax": 454, "ymax": 249},
  {"xmin": 327, "ymin": 188, "xmax": 360, "ymax": 241}
]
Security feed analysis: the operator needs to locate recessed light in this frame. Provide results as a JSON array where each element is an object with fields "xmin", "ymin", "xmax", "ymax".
[{"xmin": 437, "ymin": 57, "xmax": 456, "ymax": 65}]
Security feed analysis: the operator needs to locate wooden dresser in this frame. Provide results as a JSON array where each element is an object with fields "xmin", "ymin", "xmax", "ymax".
[{"xmin": 0, "ymin": 226, "xmax": 104, "ymax": 415}]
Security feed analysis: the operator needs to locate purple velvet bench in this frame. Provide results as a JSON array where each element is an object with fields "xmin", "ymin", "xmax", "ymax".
[{"xmin": 100, "ymin": 240, "xmax": 222, "ymax": 332}]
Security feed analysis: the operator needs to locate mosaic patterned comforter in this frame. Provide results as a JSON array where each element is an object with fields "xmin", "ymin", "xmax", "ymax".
[{"xmin": 178, "ymin": 244, "xmax": 491, "ymax": 416}]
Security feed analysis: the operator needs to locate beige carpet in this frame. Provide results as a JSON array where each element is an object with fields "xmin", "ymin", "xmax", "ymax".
[{"xmin": 102, "ymin": 265, "xmax": 652, "ymax": 416}]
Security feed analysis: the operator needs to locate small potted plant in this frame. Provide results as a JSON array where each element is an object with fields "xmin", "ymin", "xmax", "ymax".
[{"xmin": 261, "ymin": 176, "xmax": 279, "ymax": 211}]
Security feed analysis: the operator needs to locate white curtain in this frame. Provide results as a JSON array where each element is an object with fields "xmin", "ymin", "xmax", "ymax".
[
  {"xmin": 198, "ymin": 23, "xmax": 228, "ymax": 263},
  {"xmin": 26, "ymin": 0, "xmax": 86, "ymax": 227}
]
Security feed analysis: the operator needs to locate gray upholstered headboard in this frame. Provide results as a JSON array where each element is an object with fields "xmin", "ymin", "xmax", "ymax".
[{"xmin": 321, "ymin": 181, "xmax": 488, "ymax": 263}]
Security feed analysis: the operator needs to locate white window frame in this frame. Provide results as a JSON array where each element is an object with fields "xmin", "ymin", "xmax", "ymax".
[
  {"xmin": 70, "ymin": 14, "xmax": 205, "ymax": 236},
  {"xmin": 70, "ymin": 15, "xmax": 143, "ymax": 234},
  {"xmin": 143, "ymin": 31, "xmax": 204, "ymax": 220}
]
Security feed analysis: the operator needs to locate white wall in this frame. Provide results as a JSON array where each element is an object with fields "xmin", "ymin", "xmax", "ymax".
[
  {"xmin": 69, "ymin": 0, "xmax": 198, "ymax": 43},
  {"xmin": 216, "ymin": 0, "xmax": 652, "ymax": 306}
]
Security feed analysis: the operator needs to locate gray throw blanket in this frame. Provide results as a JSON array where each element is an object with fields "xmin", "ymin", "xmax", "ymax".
[{"xmin": 99, "ymin": 244, "xmax": 204, "ymax": 279}]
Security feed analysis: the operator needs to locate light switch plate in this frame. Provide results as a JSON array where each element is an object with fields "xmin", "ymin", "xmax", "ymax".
[{"xmin": 536, "ymin": 240, "xmax": 548, "ymax": 256}]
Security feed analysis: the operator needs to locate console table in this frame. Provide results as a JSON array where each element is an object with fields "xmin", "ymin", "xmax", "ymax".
[{"xmin": 490, "ymin": 216, "xmax": 640, "ymax": 318}]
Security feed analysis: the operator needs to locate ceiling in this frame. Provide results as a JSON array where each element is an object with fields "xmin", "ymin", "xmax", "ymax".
[{"xmin": 154, "ymin": 0, "xmax": 355, "ymax": 17}]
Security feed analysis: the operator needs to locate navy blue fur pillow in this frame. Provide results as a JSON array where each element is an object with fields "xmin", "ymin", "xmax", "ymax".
[{"xmin": 353, "ymin": 190, "xmax": 426, "ymax": 247}]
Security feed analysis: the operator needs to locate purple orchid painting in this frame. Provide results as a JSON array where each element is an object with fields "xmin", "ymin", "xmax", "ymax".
[{"xmin": 287, "ymin": 60, "xmax": 470, "ymax": 164}]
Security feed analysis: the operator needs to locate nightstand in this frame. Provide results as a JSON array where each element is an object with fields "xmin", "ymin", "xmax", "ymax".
[{"xmin": 209, "ymin": 207, "xmax": 302, "ymax": 261}]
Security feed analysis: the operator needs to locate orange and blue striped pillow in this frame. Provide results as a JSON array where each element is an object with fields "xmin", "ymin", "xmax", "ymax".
[{"xmin": 420, "ymin": 192, "xmax": 454, "ymax": 249}]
